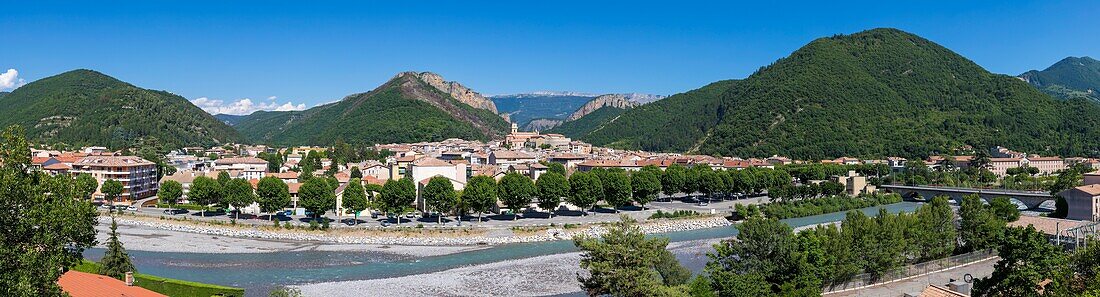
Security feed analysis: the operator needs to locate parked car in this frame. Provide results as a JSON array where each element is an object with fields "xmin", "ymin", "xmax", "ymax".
[{"xmin": 126, "ymin": 206, "xmax": 137, "ymax": 211}]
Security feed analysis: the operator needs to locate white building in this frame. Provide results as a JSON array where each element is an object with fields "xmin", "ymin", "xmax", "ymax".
[{"xmin": 213, "ymin": 157, "xmax": 268, "ymax": 180}]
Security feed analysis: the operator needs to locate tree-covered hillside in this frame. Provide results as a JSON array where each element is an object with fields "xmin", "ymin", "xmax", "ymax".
[
  {"xmin": 0, "ymin": 69, "xmax": 242, "ymax": 149},
  {"xmin": 576, "ymin": 28, "xmax": 1100, "ymax": 159},
  {"xmin": 554, "ymin": 80, "xmax": 736, "ymax": 152},
  {"xmin": 233, "ymin": 73, "xmax": 509, "ymax": 145},
  {"xmin": 1019, "ymin": 56, "xmax": 1100, "ymax": 102}
]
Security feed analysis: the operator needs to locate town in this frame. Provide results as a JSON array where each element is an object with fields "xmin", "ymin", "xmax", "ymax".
[{"xmin": 7, "ymin": 3, "xmax": 1100, "ymax": 297}]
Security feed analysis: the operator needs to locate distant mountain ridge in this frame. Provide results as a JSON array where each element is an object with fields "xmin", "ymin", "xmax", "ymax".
[
  {"xmin": 563, "ymin": 28, "xmax": 1100, "ymax": 159},
  {"xmin": 566, "ymin": 94, "xmax": 639, "ymax": 121},
  {"xmin": 0, "ymin": 69, "xmax": 242, "ymax": 149},
  {"xmin": 402, "ymin": 71, "xmax": 498, "ymax": 113},
  {"xmin": 1019, "ymin": 56, "xmax": 1100, "ymax": 102},
  {"xmin": 230, "ymin": 71, "xmax": 509, "ymax": 145}
]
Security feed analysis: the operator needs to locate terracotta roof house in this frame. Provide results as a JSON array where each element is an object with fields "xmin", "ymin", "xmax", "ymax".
[{"xmin": 58, "ymin": 270, "xmax": 167, "ymax": 297}]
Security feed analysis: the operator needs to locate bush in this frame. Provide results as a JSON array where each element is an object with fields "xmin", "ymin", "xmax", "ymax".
[
  {"xmin": 648, "ymin": 210, "xmax": 700, "ymax": 220},
  {"xmin": 761, "ymin": 193, "xmax": 902, "ymax": 219}
]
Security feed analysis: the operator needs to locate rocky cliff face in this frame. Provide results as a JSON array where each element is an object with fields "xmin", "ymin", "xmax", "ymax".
[
  {"xmin": 566, "ymin": 94, "xmax": 639, "ymax": 121},
  {"xmin": 398, "ymin": 71, "xmax": 498, "ymax": 113},
  {"xmin": 523, "ymin": 118, "xmax": 563, "ymax": 131}
]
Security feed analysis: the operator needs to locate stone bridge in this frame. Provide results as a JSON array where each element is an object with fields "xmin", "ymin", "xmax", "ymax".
[{"xmin": 880, "ymin": 184, "xmax": 1055, "ymax": 209}]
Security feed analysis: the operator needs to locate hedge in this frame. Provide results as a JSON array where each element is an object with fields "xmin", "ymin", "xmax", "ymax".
[{"xmin": 72, "ymin": 260, "xmax": 244, "ymax": 297}]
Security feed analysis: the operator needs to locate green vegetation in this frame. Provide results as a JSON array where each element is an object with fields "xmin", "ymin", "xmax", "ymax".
[
  {"xmin": 378, "ymin": 178, "xmax": 416, "ymax": 224},
  {"xmin": 0, "ymin": 125, "xmax": 98, "ymax": 296},
  {"xmin": 98, "ymin": 218, "xmax": 136, "ymax": 279},
  {"xmin": 648, "ymin": 210, "xmax": 700, "ymax": 220},
  {"xmin": 499, "ymin": 172, "xmax": 536, "ymax": 220},
  {"xmin": 0, "ymin": 69, "xmax": 241, "ymax": 149},
  {"xmin": 422, "ymin": 176, "xmax": 457, "ymax": 224},
  {"xmin": 536, "ymin": 172, "xmax": 569, "ymax": 217},
  {"xmin": 757, "ymin": 193, "xmax": 903, "ymax": 220},
  {"xmin": 574, "ymin": 215, "xmax": 693, "ymax": 296},
  {"xmin": 549, "ymin": 106, "xmax": 629, "ymax": 139},
  {"xmin": 463, "ymin": 176, "xmax": 498, "ymax": 222},
  {"xmin": 1019, "ymin": 56, "xmax": 1100, "ymax": 102},
  {"xmin": 233, "ymin": 74, "xmax": 509, "ymax": 145},
  {"xmin": 73, "ymin": 260, "xmax": 244, "ymax": 297},
  {"xmin": 569, "ymin": 29, "xmax": 1100, "ymax": 159}
]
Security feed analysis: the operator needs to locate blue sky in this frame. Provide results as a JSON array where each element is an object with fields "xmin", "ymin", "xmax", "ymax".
[{"xmin": 2, "ymin": 1, "xmax": 1097, "ymax": 114}]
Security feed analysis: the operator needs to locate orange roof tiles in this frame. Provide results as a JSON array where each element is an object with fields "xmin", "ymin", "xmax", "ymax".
[{"xmin": 58, "ymin": 270, "xmax": 167, "ymax": 297}]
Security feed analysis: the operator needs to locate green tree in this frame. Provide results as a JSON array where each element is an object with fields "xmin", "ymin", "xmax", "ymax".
[
  {"xmin": 1052, "ymin": 196, "xmax": 1069, "ymax": 218},
  {"xmin": 342, "ymin": 180, "xmax": 369, "ymax": 225},
  {"xmin": 632, "ymin": 169, "xmax": 661, "ymax": 209},
  {"xmin": 223, "ymin": 178, "xmax": 256, "ymax": 221},
  {"xmin": 661, "ymin": 164, "xmax": 687, "ymax": 197},
  {"xmin": 0, "ymin": 125, "xmax": 97, "ymax": 296},
  {"xmin": 159, "ymin": 180, "xmax": 183, "ymax": 213},
  {"xmin": 499, "ymin": 172, "xmax": 536, "ymax": 220},
  {"xmin": 974, "ymin": 226, "xmax": 1070, "ymax": 296},
  {"xmin": 423, "ymin": 176, "xmax": 457, "ymax": 224},
  {"xmin": 189, "ymin": 176, "xmax": 221, "ymax": 217},
  {"xmin": 989, "ymin": 196, "xmax": 1021, "ymax": 222},
  {"xmin": 98, "ymin": 218, "xmax": 136, "ymax": 280},
  {"xmin": 575, "ymin": 215, "xmax": 672, "ymax": 296},
  {"xmin": 349, "ymin": 166, "xmax": 362, "ymax": 179},
  {"xmin": 256, "ymin": 176, "xmax": 291, "ymax": 221},
  {"xmin": 707, "ymin": 216, "xmax": 821, "ymax": 295},
  {"xmin": 914, "ymin": 196, "xmax": 957, "ymax": 261},
  {"xmin": 463, "ymin": 176, "xmax": 498, "ymax": 222},
  {"xmin": 378, "ymin": 178, "xmax": 416, "ymax": 225},
  {"xmin": 959, "ymin": 194, "xmax": 1006, "ymax": 251},
  {"xmin": 545, "ymin": 162, "xmax": 566, "ymax": 176},
  {"xmin": 74, "ymin": 173, "xmax": 98, "ymax": 200},
  {"xmin": 299, "ymin": 178, "xmax": 336, "ymax": 222},
  {"xmin": 569, "ymin": 171, "xmax": 602, "ymax": 215},
  {"xmin": 101, "ymin": 179, "xmax": 124, "ymax": 208},
  {"xmin": 217, "ymin": 170, "xmax": 231, "ymax": 187},
  {"xmin": 536, "ymin": 172, "xmax": 569, "ymax": 218},
  {"xmin": 697, "ymin": 168, "xmax": 723, "ymax": 202},
  {"xmin": 603, "ymin": 170, "xmax": 633, "ymax": 212},
  {"xmin": 269, "ymin": 287, "xmax": 303, "ymax": 297},
  {"xmin": 655, "ymin": 248, "xmax": 691, "ymax": 286}
]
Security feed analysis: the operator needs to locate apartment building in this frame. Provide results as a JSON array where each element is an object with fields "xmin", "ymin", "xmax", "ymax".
[{"xmin": 70, "ymin": 155, "xmax": 158, "ymax": 204}]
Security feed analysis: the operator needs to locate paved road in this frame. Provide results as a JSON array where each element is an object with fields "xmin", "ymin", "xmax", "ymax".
[{"xmin": 825, "ymin": 257, "xmax": 997, "ymax": 297}]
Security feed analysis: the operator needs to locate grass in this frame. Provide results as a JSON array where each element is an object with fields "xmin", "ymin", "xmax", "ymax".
[{"xmin": 72, "ymin": 260, "xmax": 244, "ymax": 297}]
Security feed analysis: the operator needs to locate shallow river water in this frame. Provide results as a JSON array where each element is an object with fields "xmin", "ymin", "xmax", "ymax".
[{"xmin": 84, "ymin": 202, "xmax": 922, "ymax": 296}]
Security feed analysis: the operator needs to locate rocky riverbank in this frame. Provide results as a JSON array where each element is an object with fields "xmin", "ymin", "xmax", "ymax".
[{"xmin": 101, "ymin": 215, "xmax": 731, "ymax": 247}]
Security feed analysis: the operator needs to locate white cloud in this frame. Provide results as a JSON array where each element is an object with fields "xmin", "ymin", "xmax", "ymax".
[
  {"xmin": 190, "ymin": 97, "xmax": 307, "ymax": 115},
  {"xmin": 267, "ymin": 96, "xmax": 277, "ymax": 101},
  {"xmin": 0, "ymin": 69, "xmax": 27, "ymax": 90}
]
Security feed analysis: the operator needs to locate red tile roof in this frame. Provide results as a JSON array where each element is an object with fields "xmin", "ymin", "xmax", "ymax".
[{"xmin": 58, "ymin": 270, "xmax": 167, "ymax": 297}]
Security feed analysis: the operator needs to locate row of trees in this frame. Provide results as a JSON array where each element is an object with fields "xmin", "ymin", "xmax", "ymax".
[{"xmin": 574, "ymin": 194, "xmax": 1025, "ymax": 296}]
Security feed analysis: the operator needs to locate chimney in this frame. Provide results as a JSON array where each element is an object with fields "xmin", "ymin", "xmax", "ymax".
[{"xmin": 125, "ymin": 271, "xmax": 134, "ymax": 286}]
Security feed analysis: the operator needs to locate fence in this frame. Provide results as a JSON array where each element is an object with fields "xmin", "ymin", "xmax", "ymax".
[{"xmin": 822, "ymin": 249, "xmax": 997, "ymax": 294}]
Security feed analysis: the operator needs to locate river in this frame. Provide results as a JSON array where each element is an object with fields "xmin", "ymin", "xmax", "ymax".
[{"xmin": 83, "ymin": 202, "xmax": 921, "ymax": 296}]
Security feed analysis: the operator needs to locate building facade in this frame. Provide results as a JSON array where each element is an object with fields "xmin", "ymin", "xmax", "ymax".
[{"xmin": 70, "ymin": 156, "xmax": 159, "ymax": 203}]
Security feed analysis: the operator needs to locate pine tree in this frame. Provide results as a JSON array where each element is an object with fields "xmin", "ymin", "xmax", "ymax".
[{"xmin": 99, "ymin": 218, "xmax": 136, "ymax": 280}]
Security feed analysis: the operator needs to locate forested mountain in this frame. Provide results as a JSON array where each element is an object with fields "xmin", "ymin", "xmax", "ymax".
[
  {"xmin": 214, "ymin": 114, "xmax": 248, "ymax": 126},
  {"xmin": 0, "ymin": 91, "xmax": 8, "ymax": 99},
  {"xmin": 232, "ymin": 72, "xmax": 509, "ymax": 145},
  {"xmin": 1019, "ymin": 56, "xmax": 1100, "ymax": 102},
  {"xmin": 0, "ymin": 69, "xmax": 242, "ymax": 149},
  {"xmin": 552, "ymin": 80, "xmax": 735, "ymax": 149},
  {"xmin": 572, "ymin": 28, "xmax": 1100, "ymax": 160}
]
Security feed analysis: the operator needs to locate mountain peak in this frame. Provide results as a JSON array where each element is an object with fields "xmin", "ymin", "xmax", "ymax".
[
  {"xmin": 566, "ymin": 94, "xmax": 639, "ymax": 121},
  {"xmin": 393, "ymin": 71, "xmax": 498, "ymax": 113}
]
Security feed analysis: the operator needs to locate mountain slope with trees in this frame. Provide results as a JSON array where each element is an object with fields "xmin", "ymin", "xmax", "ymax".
[
  {"xmin": 1019, "ymin": 56, "xmax": 1100, "ymax": 102},
  {"xmin": 574, "ymin": 28, "xmax": 1100, "ymax": 159},
  {"xmin": 0, "ymin": 69, "xmax": 242, "ymax": 149},
  {"xmin": 233, "ymin": 72, "xmax": 509, "ymax": 145}
]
